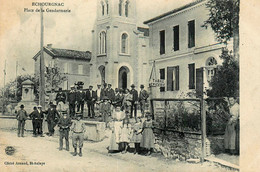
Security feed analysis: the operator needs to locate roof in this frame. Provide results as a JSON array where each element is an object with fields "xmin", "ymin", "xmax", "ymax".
[
  {"xmin": 137, "ymin": 27, "xmax": 149, "ymax": 36},
  {"xmin": 33, "ymin": 47, "xmax": 92, "ymax": 61},
  {"xmin": 22, "ymin": 79, "xmax": 34, "ymax": 85},
  {"xmin": 144, "ymin": 0, "xmax": 205, "ymax": 24}
]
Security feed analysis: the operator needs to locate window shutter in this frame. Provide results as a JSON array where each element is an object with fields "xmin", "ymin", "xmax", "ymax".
[
  {"xmin": 188, "ymin": 20, "xmax": 195, "ymax": 48},
  {"xmin": 160, "ymin": 68, "xmax": 165, "ymax": 92},
  {"xmin": 167, "ymin": 67, "xmax": 173, "ymax": 91},
  {"xmin": 189, "ymin": 64, "xmax": 195, "ymax": 89},
  {"xmin": 176, "ymin": 66, "xmax": 179, "ymax": 90},
  {"xmin": 160, "ymin": 30, "xmax": 165, "ymax": 55},
  {"xmin": 196, "ymin": 68, "xmax": 204, "ymax": 97},
  {"xmin": 173, "ymin": 25, "xmax": 179, "ymax": 51}
]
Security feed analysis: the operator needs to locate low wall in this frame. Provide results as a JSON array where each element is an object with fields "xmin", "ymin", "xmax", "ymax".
[{"xmin": 0, "ymin": 117, "xmax": 105, "ymax": 142}]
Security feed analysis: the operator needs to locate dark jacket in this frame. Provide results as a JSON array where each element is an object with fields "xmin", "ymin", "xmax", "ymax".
[
  {"xmin": 100, "ymin": 102, "xmax": 111, "ymax": 114},
  {"xmin": 106, "ymin": 88, "xmax": 115, "ymax": 101},
  {"xmin": 139, "ymin": 89, "xmax": 149, "ymax": 101},
  {"xmin": 57, "ymin": 115, "xmax": 72, "ymax": 130},
  {"xmin": 68, "ymin": 91, "xmax": 76, "ymax": 104},
  {"xmin": 16, "ymin": 109, "xmax": 27, "ymax": 121},
  {"xmin": 56, "ymin": 92, "xmax": 66, "ymax": 103},
  {"xmin": 113, "ymin": 93, "xmax": 124, "ymax": 107},
  {"xmin": 85, "ymin": 90, "xmax": 97, "ymax": 102},
  {"xmin": 34, "ymin": 110, "xmax": 44, "ymax": 121},
  {"xmin": 76, "ymin": 90, "xmax": 85, "ymax": 103},
  {"xmin": 46, "ymin": 108, "xmax": 60, "ymax": 122},
  {"xmin": 100, "ymin": 88, "xmax": 107, "ymax": 100},
  {"xmin": 130, "ymin": 89, "xmax": 138, "ymax": 102}
]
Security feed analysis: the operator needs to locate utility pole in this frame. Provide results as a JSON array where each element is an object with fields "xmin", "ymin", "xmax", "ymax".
[
  {"xmin": 39, "ymin": 6, "xmax": 45, "ymax": 109},
  {"xmin": 2, "ymin": 60, "xmax": 7, "ymax": 114},
  {"xmin": 15, "ymin": 61, "xmax": 18, "ymax": 101}
]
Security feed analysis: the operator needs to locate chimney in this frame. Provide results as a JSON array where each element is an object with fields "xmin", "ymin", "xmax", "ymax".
[{"xmin": 47, "ymin": 44, "xmax": 52, "ymax": 48}]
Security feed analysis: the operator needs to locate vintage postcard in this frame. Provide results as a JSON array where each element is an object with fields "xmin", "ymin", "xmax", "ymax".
[{"xmin": 0, "ymin": 0, "xmax": 259, "ymax": 171}]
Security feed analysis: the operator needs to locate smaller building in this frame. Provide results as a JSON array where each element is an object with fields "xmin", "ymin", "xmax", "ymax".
[
  {"xmin": 144, "ymin": 0, "xmax": 225, "ymax": 98},
  {"xmin": 33, "ymin": 44, "xmax": 92, "ymax": 91}
]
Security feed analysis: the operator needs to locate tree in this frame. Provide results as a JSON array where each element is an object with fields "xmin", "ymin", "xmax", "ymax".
[
  {"xmin": 45, "ymin": 64, "xmax": 67, "ymax": 92},
  {"xmin": 202, "ymin": 0, "xmax": 240, "ymax": 60},
  {"xmin": 207, "ymin": 48, "xmax": 239, "ymax": 98}
]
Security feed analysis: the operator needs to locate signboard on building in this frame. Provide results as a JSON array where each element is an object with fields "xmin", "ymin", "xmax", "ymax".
[{"xmin": 149, "ymin": 79, "xmax": 165, "ymax": 87}]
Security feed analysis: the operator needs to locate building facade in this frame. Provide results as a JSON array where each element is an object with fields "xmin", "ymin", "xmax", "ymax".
[
  {"xmin": 90, "ymin": 0, "xmax": 150, "ymax": 90},
  {"xmin": 144, "ymin": 0, "xmax": 224, "ymax": 98},
  {"xmin": 33, "ymin": 44, "xmax": 92, "ymax": 91}
]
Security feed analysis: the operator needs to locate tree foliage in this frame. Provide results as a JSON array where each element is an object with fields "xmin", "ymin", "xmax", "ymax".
[
  {"xmin": 207, "ymin": 48, "xmax": 239, "ymax": 98},
  {"xmin": 202, "ymin": 0, "xmax": 240, "ymax": 44},
  {"xmin": 45, "ymin": 64, "xmax": 67, "ymax": 92}
]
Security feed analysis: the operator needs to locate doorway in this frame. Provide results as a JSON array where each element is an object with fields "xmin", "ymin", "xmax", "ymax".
[{"xmin": 118, "ymin": 66, "xmax": 130, "ymax": 89}]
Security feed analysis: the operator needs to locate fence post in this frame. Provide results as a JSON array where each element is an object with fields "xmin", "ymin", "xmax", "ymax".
[
  {"xmin": 200, "ymin": 97, "xmax": 206, "ymax": 163},
  {"xmin": 164, "ymin": 100, "xmax": 167, "ymax": 134}
]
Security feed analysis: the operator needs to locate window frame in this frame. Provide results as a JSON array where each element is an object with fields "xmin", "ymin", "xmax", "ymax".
[
  {"xmin": 173, "ymin": 25, "xmax": 180, "ymax": 51},
  {"xmin": 159, "ymin": 30, "xmax": 166, "ymax": 55},
  {"xmin": 120, "ymin": 32, "xmax": 129, "ymax": 54},
  {"xmin": 99, "ymin": 31, "xmax": 107, "ymax": 55},
  {"xmin": 167, "ymin": 66, "xmax": 179, "ymax": 91},
  {"xmin": 188, "ymin": 20, "xmax": 195, "ymax": 48},
  {"xmin": 188, "ymin": 63, "xmax": 195, "ymax": 89},
  {"xmin": 160, "ymin": 68, "xmax": 165, "ymax": 92}
]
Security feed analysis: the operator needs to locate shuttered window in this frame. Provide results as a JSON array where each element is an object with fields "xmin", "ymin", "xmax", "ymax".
[
  {"xmin": 160, "ymin": 68, "xmax": 165, "ymax": 92},
  {"xmin": 160, "ymin": 30, "xmax": 165, "ymax": 55},
  {"xmin": 196, "ymin": 68, "xmax": 203, "ymax": 97},
  {"xmin": 188, "ymin": 63, "xmax": 195, "ymax": 89},
  {"xmin": 167, "ymin": 66, "xmax": 179, "ymax": 91},
  {"xmin": 188, "ymin": 20, "xmax": 195, "ymax": 48},
  {"xmin": 173, "ymin": 25, "xmax": 179, "ymax": 51}
]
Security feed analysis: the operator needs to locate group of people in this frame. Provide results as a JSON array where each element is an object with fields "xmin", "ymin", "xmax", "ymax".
[
  {"xmin": 16, "ymin": 104, "xmax": 86, "ymax": 157},
  {"xmin": 108, "ymin": 107, "xmax": 155, "ymax": 156},
  {"xmin": 54, "ymin": 83, "xmax": 149, "ymax": 126}
]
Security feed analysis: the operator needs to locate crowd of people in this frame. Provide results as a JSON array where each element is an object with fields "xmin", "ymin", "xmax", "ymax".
[{"xmin": 15, "ymin": 82, "xmax": 155, "ymax": 157}]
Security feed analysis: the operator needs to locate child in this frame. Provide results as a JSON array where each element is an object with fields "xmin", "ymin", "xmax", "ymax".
[
  {"xmin": 71, "ymin": 112, "xmax": 86, "ymax": 157},
  {"xmin": 108, "ymin": 107, "xmax": 123, "ymax": 153},
  {"xmin": 57, "ymin": 112, "xmax": 72, "ymax": 151},
  {"xmin": 16, "ymin": 104, "xmax": 28, "ymax": 137},
  {"xmin": 131, "ymin": 117, "xmax": 143, "ymax": 154},
  {"xmin": 100, "ymin": 96, "xmax": 111, "ymax": 128},
  {"xmin": 140, "ymin": 112, "xmax": 155, "ymax": 156},
  {"xmin": 119, "ymin": 119, "xmax": 132, "ymax": 154}
]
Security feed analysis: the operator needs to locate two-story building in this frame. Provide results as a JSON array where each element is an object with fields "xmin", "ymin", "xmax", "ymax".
[
  {"xmin": 144, "ymin": 0, "xmax": 224, "ymax": 98},
  {"xmin": 33, "ymin": 44, "xmax": 92, "ymax": 91}
]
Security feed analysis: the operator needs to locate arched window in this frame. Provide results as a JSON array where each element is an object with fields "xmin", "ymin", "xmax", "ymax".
[
  {"xmin": 121, "ymin": 33, "xmax": 128, "ymax": 53},
  {"xmin": 119, "ymin": 0, "xmax": 122, "ymax": 16},
  {"xmin": 125, "ymin": 0, "xmax": 129, "ymax": 17},
  {"xmin": 206, "ymin": 57, "xmax": 217, "ymax": 81},
  {"xmin": 106, "ymin": 0, "xmax": 109, "ymax": 14},
  {"xmin": 99, "ymin": 31, "xmax": 107, "ymax": 54}
]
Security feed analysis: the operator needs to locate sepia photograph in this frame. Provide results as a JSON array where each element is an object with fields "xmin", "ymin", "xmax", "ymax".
[{"xmin": 0, "ymin": 0, "xmax": 255, "ymax": 171}]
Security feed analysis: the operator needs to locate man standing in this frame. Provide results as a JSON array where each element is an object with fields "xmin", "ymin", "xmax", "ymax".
[
  {"xmin": 76, "ymin": 86, "xmax": 85, "ymax": 113},
  {"xmin": 56, "ymin": 88, "xmax": 67, "ymax": 112},
  {"xmin": 36, "ymin": 105, "xmax": 45, "ymax": 137},
  {"xmin": 57, "ymin": 112, "xmax": 72, "ymax": 151},
  {"xmin": 113, "ymin": 88, "xmax": 123, "ymax": 108},
  {"xmin": 68, "ymin": 85, "xmax": 76, "ymax": 118},
  {"xmin": 139, "ymin": 85, "xmax": 149, "ymax": 117},
  {"xmin": 46, "ymin": 103, "xmax": 60, "ymax": 136},
  {"xmin": 106, "ymin": 84, "xmax": 115, "ymax": 103},
  {"xmin": 29, "ymin": 106, "xmax": 38, "ymax": 137},
  {"xmin": 100, "ymin": 83, "xmax": 107, "ymax": 100},
  {"xmin": 96, "ymin": 84, "xmax": 102, "ymax": 101},
  {"xmin": 86, "ymin": 85, "xmax": 97, "ymax": 118},
  {"xmin": 71, "ymin": 112, "xmax": 86, "ymax": 157},
  {"xmin": 16, "ymin": 104, "xmax": 28, "ymax": 137},
  {"xmin": 130, "ymin": 84, "xmax": 138, "ymax": 119}
]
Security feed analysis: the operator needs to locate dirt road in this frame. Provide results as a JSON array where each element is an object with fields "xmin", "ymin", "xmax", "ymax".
[{"xmin": 0, "ymin": 128, "xmax": 234, "ymax": 172}]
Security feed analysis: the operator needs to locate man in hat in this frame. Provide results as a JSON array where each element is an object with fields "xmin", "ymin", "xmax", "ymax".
[
  {"xmin": 76, "ymin": 85, "xmax": 85, "ymax": 114},
  {"xmin": 36, "ymin": 105, "xmax": 45, "ymax": 137},
  {"xmin": 71, "ymin": 112, "xmax": 86, "ymax": 156},
  {"xmin": 100, "ymin": 96, "xmax": 111, "ymax": 128},
  {"xmin": 68, "ymin": 85, "xmax": 76, "ymax": 118},
  {"xmin": 85, "ymin": 85, "xmax": 97, "ymax": 118},
  {"xmin": 46, "ymin": 102, "xmax": 60, "ymax": 136},
  {"xmin": 106, "ymin": 84, "xmax": 115, "ymax": 103},
  {"xmin": 29, "ymin": 106, "xmax": 38, "ymax": 137},
  {"xmin": 16, "ymin": 104, "xmax": 28, "ymax": 137},
  {"xmin": 56, "ymin": 88, "xmax": 66, "ymax": 104},
  {"xmin": 113, "ymin": 88, "xmax": 124, "ymax": 108},
  {"xmin": 100, "ymin": 83, "xmax": 107, "ymax": 100},
  {"xmin": 130, "ymin": 84, "xmax": 138, "ymax": 119},
  {"xmin": 57, "ymin": 111, "xmax": 72, "ymax": 151},
  {"xmin": 139, "ymin": 85, "xmax": 149, "ymax": 117}
]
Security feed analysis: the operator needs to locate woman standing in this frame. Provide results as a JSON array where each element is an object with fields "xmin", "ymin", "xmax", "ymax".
[
  {"xmin": 224, "ymin": 97, "xmax": 240, "ymax": 155},
  {"xmin": 140, "ymin": 112, "xmax": 155, "ymax": 156}
]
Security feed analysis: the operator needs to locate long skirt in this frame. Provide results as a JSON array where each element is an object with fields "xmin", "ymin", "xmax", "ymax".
[
  {"xmin": 109, "ymin": 132, "xmax": 119, "ymax": 151},
  {"xmin": 224, "ymin": 120, "xmax": 237, "ymax": 150}
]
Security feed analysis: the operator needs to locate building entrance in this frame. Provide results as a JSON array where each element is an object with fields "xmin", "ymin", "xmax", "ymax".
[{"xmin": 118, "ymin": 66, "xmax": 130, "ymax": 89}]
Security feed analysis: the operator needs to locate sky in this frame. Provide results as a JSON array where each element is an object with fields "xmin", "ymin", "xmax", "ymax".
[{"xmin": 0, "ymin": 0, "xmax": 193, "ymax": 88}]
